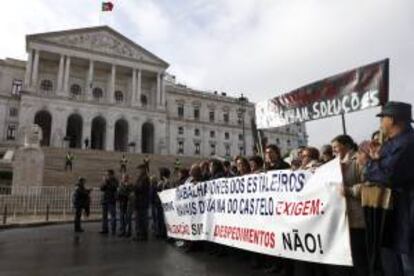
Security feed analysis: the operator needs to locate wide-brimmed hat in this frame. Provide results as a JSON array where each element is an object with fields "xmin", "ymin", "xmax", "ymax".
[{"xmin": 376, "ymin": 101, "xmax": 413, "ymax": 122}]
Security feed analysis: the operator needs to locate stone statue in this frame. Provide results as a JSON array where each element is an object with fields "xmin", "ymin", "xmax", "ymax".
[{"xmin": 23, "ymin": 124, "xmax": 43, "ymax": 148}]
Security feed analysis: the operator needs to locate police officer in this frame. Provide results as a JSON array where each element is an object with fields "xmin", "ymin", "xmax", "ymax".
[
  {"xmin": 133, "ymin": 164, "xmax": 150, "ymax": 241},
  {"xmin": 73, "ymin": 177, "xmax": 90, "ymax": 233},
  {"xmin": 120, "ymin": 154, "xmax": 128, "ymax": 174},
  {"xmin": 65, "ymin": 151, "xmax": 74, "ymax": 171},
  {"xmin": 365, "ymin": 101, "xmax": 414, "ymax": 276},
  {"xmin": 100, "ymin": 169, "xmax": 119, "ymax": 235}
]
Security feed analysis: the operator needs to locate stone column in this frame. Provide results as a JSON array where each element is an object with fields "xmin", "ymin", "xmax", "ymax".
[
  {"xmin": 31, "ymin": 50, "xmax": 40, "ymax": 89},
  {"xmin": 106, "ymin": 121, "xmax": 115, "ymax": 151},
  {"xmin": 137, "ymin": 69, "xmax": 142, "ymax": 106},
  {"xmin": 157, "ymin": 73, "xmax": 161, "ymax": 107},
  {"xmin": 160, "ymin": 73, "xmax": 165, "ymax": 107},
  {"xmin": 109, "ymin": 64, "xmax": 116, "ymax": 104},
  {"xmin": 24, "ymin": 50, "xmax": 33, "ymax": 89},
  {"xmin": 57, "ymin": 55, "xmax": 65, "ymax": 93},
  {"xmin": 131, "ymin": 68, "xmax": 136, "ymax": 106},
  {"xmin": 63, "ymin": 56, "xmax": 71, "ymax": 93},
  {"xmin": 86, "ymin": 60, "xmax": 94, "ymax": 100}
]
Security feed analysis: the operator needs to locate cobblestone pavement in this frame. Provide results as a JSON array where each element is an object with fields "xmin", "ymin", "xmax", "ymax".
[{"xmin": 0, "ymin": 222, "xmax": 276, "ymax": 276}]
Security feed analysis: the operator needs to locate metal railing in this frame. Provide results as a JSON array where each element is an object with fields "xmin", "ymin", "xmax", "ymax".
[{"xmin": 0, "ymin": 185, "xmax": 102, "ymax": 225}]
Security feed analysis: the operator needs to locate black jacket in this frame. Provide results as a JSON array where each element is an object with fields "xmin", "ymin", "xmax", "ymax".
[
  {"xmin": 100, "ymin": 176, "xmax": 119, "ymax": 204},
  {"xmin": 134, "ymin": 175, "xmax": 150, "ymax": 209}
]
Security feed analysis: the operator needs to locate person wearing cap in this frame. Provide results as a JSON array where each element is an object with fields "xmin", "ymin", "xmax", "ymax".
[
  {"xmin": 365, "ymin": 101, "xmax": 414, "ymax": 276},
  {"xmin": 73, "ymin": 177, "xmax": 90, "ymax": 233}
]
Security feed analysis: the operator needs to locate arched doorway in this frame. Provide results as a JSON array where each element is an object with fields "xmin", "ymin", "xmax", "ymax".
[
  {"xmin": 34, "ymin": 110, "xmax": 52, "ymax": 146},
  {"xmin": 66, "ymin": 114, "xmax": 83, "ymax": 148},
  {"xmin": 114, "ymin": 119, "xmax": 129, "ymax": 152},
  {"xmin": 91, "ymin": 116, "xmax": 106, "ymax": 150},
  {"xmin": 141, "ymin": 122, "xmax": 154, "ymax": 154}
]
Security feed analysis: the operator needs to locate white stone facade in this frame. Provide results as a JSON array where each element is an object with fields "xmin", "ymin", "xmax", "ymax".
[{"xmin": 0, "ymin": 26, "xmax": 307, "ymax": 157}]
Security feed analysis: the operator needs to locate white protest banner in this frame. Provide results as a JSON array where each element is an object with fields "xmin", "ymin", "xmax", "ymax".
[{"xmin": 158, "ymin": 158, "xmax": 353, "ymax": 266}]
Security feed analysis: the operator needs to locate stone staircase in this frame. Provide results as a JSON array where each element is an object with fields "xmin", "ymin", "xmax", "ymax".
[{"xmin": 43, "ymin": 147, "xmax": 201, "ymax": 187}]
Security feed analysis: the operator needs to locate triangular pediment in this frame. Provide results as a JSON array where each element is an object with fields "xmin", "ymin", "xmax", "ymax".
[{"xmin": 27, "ymin": 26, "xmax": 169, "ymax": 67}]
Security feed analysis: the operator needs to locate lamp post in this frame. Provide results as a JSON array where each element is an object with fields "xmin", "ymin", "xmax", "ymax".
[{"xmin": 238, "ymin": 93, "xmax": 247, "ymax": 156}]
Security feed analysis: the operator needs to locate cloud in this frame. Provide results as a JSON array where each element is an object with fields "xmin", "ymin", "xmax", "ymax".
[{"xmin": 0, "ymin": 0, "xmax": 413, "ymax": 147}]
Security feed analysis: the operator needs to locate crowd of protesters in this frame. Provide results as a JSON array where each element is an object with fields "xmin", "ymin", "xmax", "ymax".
[{"xmin": 73, "ymin": 101, "xmax": 414, "ymax": 276}]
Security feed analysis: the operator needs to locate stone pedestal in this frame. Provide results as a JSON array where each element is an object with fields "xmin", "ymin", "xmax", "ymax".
[{"xmin": 12, "ymin": 124, "xmax": 45, "ymax": 195}]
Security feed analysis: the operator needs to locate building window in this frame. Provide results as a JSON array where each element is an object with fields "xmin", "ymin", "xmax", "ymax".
[
  {"xmin": 194, "ymin": 128, "xmax": 200, "ymax": 136},
  {"xmin": 239, "ymin": 146, "xmax": 244, "ymax": 156},
  {"xmin": 40, "ymin": 80, "xmax": 53, "ymax": 92},
  {"xmin": 223, "ymin": 112, "xmax": 229, "ymax": 123},
  {"xmin": 224, "ymin": 132, "xmax": 230, "ymax": 140},
  {"xmin": 70, "ymin": 84, "xmax": 82, "ymax": 96},
  {"xmin": 225, "ymin": 144, "xmax": 231, "ymax": 156},
  {"xmin": 9, "ymin": 108, "xmax": 18, "ymax": 117},
  {"xmin": 178, "ymin": 126, "xmax": 184, "ymax": 135},
  {"xmin": 210, "ymin": 130, "xmax": 215, "ymax": 138},
  {"xmin": 194, "ymin": 107, "xmax": 200, "ymax": 120},
  {"xmin": 6, "ymin": 125, "xmax": 16, "ymax": 140},
  {"xmin": 11, "ymin": 79, "xmax": 22, "ymax": 96},
  {"xmin": 93, "ymin": 87, "xmax": 103, "ymax": 99},
  {"xmin": 209, "ymin": 110, "xmax": 215, "ymax": 122},
  {"xmin": 178, "ymin": 104, "xmax": 184, "ymax": 118},
  {"xmin": 210, "ymin": 144, "xmax": 216, "ymax": 156},
  {"xmin": 141, "ymin": 95, "xmax": 148, "ymax": 106},
  {"xmin": 115, "ymin": 91, "xmax": 124, "ymax": 103},
  {"xmin": 195, "ymin": 143, "xmax": 200, "ymax": 155},
  {"xmin": 238, "ymin": 133, "xmax": 243, "ymax": 141},
  {"xmin": 178, "ymin": 141, "xmax": 184, "ymax": 154}
]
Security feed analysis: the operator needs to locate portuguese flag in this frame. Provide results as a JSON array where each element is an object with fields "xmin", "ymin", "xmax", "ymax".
[{"xmin": 102, "ymin": 1, "xmax": 114, "ymax": 12}]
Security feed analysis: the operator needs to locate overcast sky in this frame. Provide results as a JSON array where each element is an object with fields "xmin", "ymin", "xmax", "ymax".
[{"xmin": 1, "ymin": 0, "xmax": 413, "ymax": 147}]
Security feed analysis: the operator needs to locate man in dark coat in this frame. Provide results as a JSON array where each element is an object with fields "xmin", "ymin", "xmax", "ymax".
[
  {"xmin": 365, "ymin": 101, "xmax": 414, "ymax": 276},
  {"xmin": 73, "ymin": 177, "xmax": 90, "ymax": 233},
  {"xmin": 264, "ymin": 144, "xmax": 290, "ymax": 170},
  {"xmin": 134, "ymin": 164, "xmax": 150, "ymax": 241},
  {"xmin": 100, "ymin": 169, "xmax": 119, "ymax": 235}
]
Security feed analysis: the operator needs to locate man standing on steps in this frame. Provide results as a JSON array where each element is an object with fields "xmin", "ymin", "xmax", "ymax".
[
  {"xmin": 100, "ymin": 169, "xmax": 119, "ymax": 235},
  {"xmin": 143, "ymin": 155, "xmax": 150, "ymax": 174},
  {"xmin": 65, "ymin": 151, "xmax": 75, "ymax": 172}
]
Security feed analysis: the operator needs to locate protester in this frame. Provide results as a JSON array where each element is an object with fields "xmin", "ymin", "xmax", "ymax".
[
  {"xmin": 248, "ymin": 155, "xmax": 264, "ymax": 173},
  {"xmin": 330, "ymin": 134, "xmax": 368, "ymax": 276},
  {"xmin": 365, "ymin": 101, "xmax": 414, "ymax": 276},
  {"xmin": 235, "ymin": 156, "xmax": 251, "ymax": 175},
  {"xmin": 265, "ymin": 144, "xmax": 290, "ymax": 170},
  {"xmin": 152, "ymin": 167, "xmax": 171, "ymax": 239},
  {"xmin": 200, "ymin": 160, "xmax": 211, "ymax": 181},
  {"xmin": 65, "ymin": 151, "xmax": 74, "ymax": 171},
  {"xmin": 134, "ymin": 164, "xmax": 150, "ymax": 241},
  {"xmin": 223, "ymin": 160, "xmax": 235, "ymax": 177},
  {"xmin": 117, "ymin": 174, "xmax": 133, "ymax": 237},
  {"xmin": 72, "ymin": 177, "xmax": 90, "ymax": 233},
  {"xmin": 320, "ymin": 144, "xmax": 334, "ymax": 164},
  {"xmin": 300, "ymin": 147, "xmax": 320, "ymax": 170},
  {"xmin": 209, "ymin": 159, "xmax": 225, "ymax": 179},
  {"xmin": 100, "ymin": 170, "xmax": 119, "ymax": 235}
]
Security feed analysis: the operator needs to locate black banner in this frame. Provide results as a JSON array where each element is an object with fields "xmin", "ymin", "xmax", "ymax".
[{"xmin": 255, "ymin": 59, "xmax": 389, "ymax": 129}]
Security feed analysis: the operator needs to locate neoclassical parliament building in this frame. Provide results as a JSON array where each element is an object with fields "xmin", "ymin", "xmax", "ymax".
[{"xmin": 0, "ymin": 26, "xmax": 307, "ymax": 158}]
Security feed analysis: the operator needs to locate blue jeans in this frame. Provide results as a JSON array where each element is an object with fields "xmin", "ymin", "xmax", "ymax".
[{"xmin": 102, "ymin": 203, "xmax": 117, "ymax": 234}]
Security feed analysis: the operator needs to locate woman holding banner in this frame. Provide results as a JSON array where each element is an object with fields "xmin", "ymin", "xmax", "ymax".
[{"xmin": 328, "ymin": 135, "xmax": 369, "ymax": 276}]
